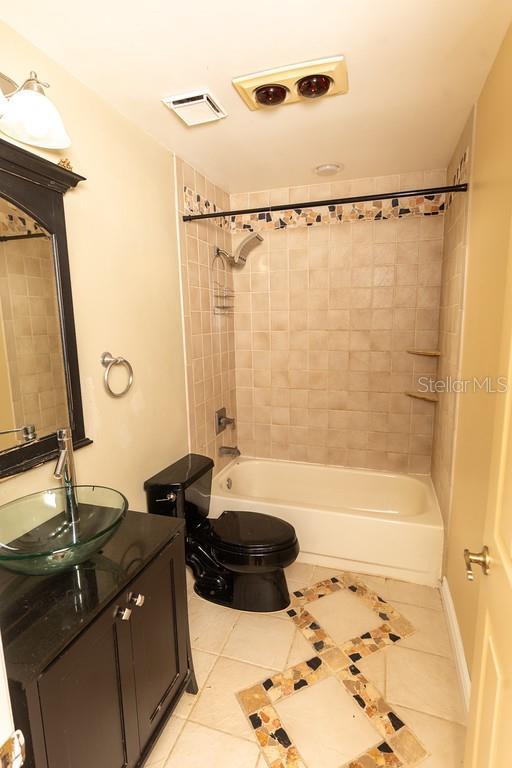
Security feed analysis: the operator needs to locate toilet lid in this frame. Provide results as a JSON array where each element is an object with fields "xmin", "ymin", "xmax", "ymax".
[{"xmin": 210, "ymin": 510, "xmax": 297, "ymax": 554}]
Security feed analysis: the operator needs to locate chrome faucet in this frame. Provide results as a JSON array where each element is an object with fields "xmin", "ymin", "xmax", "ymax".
[
  {"xmin": 54, "ymin": 427, "xmax": 79, "ymax": 527},
  {"xmin": 0, "ymin": 424, "xmax": 37, "ymax": 443},
  {"xmin": 219, "ymin": 446, "xmax": 241, "ymax": 458}
]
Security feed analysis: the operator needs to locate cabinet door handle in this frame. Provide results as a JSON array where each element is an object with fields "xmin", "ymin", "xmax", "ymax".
[
  {"xmin": 129, "ymin": 592, "xmax": 145, "ymax": 607},
  {"xmin": 116, "ymin": 607, "xmax": 132, "ymax": 621}
]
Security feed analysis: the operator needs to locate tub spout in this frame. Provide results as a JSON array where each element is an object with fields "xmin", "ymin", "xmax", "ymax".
[{"xmin": 219, "ymin": 446, "xmax": 241, "ymax": 458}]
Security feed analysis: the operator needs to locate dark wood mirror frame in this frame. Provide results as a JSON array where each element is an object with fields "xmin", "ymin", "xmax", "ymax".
[{"xmin": 0, "ymin": 137, "xmax": 92, "ymax": 477}]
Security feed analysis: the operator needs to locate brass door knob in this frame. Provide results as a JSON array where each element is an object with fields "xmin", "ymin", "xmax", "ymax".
[{"xmin": 464, "ymin": 546, "xmax": 491, "ymax": 581}]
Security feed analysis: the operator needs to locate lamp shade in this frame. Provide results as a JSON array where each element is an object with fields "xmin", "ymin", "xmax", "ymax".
[{"xmin": 0, "ymin": 88, "xmax": 70, "ymax": 149}]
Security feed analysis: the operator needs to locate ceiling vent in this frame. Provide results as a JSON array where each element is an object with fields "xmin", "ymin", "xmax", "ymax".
[
  {"xmin": 162, "ymin": 90, "xmax": 227, "ymax": 126},
  {"xmin": 233, "ymin": 56, "xmax": 348, "ymax": 111}
]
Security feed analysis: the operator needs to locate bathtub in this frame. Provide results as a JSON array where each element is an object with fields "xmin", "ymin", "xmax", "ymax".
[{"xmin": 211, "ymin": 457, "xmax": 444, "ymax": 586}]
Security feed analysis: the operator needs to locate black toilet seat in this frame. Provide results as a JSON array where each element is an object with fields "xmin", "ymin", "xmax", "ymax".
[{"xmin": 210, "ymin": 510, "xmax": 297, "ymax": 555}]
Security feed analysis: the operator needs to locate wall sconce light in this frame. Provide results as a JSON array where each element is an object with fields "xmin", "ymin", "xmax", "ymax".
[{"xmin": 0, "ymin": 71, "xmax": 70, "ymax": 149}]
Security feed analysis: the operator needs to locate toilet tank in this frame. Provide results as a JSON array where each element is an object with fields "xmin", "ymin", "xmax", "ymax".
[{"xmin": 144, "ymin": 453, "xmax": 214, "ymax": 522}]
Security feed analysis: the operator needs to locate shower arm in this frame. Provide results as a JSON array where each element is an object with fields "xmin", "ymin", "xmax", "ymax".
[{"xmin": 182, "ymin": 183, "xmax": 468, "ymax": 223}]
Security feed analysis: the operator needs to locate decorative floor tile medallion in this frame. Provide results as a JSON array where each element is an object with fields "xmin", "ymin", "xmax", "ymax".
[{"xmin": 237, "ymin": 572, "xmax": 428, "ymax": 768}]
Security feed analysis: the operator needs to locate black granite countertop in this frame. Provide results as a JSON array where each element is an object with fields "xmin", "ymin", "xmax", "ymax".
[{"xmin": 0, "ymin": 510, "xmax": 184, "ymax": 686}]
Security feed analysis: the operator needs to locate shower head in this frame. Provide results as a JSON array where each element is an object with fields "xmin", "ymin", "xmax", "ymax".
[{"xmin": 233, "ymin": 232, "xmax": 263, "ymax": 266}]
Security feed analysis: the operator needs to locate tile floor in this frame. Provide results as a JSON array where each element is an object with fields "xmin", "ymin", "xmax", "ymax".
[{"xmin": 146, "ymin": 563, "xmax": 466, "ymax": 768}]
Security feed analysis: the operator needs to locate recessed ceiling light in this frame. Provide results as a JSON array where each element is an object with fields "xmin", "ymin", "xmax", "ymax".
[{"xmin": 315, "ymin": 163, "xmax": 343, "ymax": 176}]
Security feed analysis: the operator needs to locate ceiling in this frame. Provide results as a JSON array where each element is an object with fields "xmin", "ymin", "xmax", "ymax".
[{"xmin": 2, "ymin": 1, "xmax": 511, "ymax": 192}]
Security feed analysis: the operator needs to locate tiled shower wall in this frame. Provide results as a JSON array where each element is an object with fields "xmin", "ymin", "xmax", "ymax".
[
  {"xmin": 176, "ymin": 157, "xmax": 238, "ymax": 471},
  {"xmin": 431, "ymin": 116, "xmax": 473, "ymax": 522},
  {"xmin": 230, "ymin": 172, "xmax": 446, "ymax": 473},
  {"xmin": 0, "ymin": 236, "xmax": 68, "ymax": 438}
]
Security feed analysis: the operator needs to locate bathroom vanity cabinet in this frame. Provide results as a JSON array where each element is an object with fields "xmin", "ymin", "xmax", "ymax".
[{"xmin": 0, "ymin": 512, "xmax": 195, "ymax": 768}]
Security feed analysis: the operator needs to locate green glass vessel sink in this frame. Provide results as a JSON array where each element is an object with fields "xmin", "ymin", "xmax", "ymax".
[{"xmin": 0, "ymin": 485, "xmax": 128, "ymax": 575}]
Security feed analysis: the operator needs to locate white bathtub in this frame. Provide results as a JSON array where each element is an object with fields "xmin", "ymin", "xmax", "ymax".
[{"xmin": 211, "ymin": 457, "xmax": 443, "ymax": 586}]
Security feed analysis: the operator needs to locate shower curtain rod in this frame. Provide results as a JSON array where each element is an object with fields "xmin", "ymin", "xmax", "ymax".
[{"xmin": 183, "ymin": 183, "xmax": 468, "ymax": 222}]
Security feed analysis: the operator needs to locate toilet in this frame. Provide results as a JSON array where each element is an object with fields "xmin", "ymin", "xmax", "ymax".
[{"xmin": 144, "ymin": 453, "xmax": 299, "ymax": 612}]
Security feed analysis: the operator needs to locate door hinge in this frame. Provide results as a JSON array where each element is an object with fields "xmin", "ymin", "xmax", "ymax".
[{"xmin": 0, "ymin": 730, "xmax": 25, "ymax": 768}]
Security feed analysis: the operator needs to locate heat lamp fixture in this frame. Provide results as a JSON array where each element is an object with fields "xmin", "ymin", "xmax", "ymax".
[{"xmin": 233, "ymin": 56, "xmax": 348, "ymax": 111}]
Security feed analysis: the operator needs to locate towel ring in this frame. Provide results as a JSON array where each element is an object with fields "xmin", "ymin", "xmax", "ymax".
[{"xmin": 100, "ymin": 351, "xmax": 134, "ymax": 398}]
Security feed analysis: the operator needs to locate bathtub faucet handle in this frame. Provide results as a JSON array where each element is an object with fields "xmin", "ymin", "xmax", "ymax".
[{"xmin": 215, "ymin": 407, "xmax": 236, "ymax": 435}]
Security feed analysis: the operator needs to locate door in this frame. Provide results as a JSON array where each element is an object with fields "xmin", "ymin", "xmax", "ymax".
[
  {"xmin": 464, "ymin": 222, "xmax": 512, "ymax": 765},
  {"xmin": 38, "ymin": 600, "xmax": 135, "ymax": 768},
  {"xmin": 128, "ymin": 533, "xmax": 188, "ymax": 749}
]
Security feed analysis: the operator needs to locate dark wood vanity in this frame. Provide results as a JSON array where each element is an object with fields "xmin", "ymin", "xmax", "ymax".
[{"xmin": 0, "ymin": 511, "xmax": 196, "ymax": 768}]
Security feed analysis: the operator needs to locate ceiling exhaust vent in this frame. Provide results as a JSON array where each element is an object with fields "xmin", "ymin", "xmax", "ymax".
[{"xmin": 162, "ymin": 90, "xmax": 227, "ymax": 126}]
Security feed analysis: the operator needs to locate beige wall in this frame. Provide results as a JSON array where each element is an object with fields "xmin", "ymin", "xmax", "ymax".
[
  {"xmin": 431, "ymin": 114, "xmax": 474, "ymax": 528},
  {"xmin": 445, "ymin": 23, "xmax": 512, "ymax": 666},
  {"xmin": 0, "ymin": 22, "xmax": 188, "ymax": 510},
  {"xmin": 176, "ymin": 157, "xmax": 238, "ymax": 472},
  {"xmin": 230, "ymin": 173, "xmax": 445, "ymax": 472}
]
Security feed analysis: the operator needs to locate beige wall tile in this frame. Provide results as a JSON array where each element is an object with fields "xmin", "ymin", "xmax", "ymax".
[
  {"xmin": 430, "ymin": 122, "xmax": 473, "ymax": 526},
  {"xmin": 0, "ymin": 237, "xmax": 68, "ymax": 438},
  {"xmin": 226, "ymin": 172, "xmax": 445, "ymax": 472}
]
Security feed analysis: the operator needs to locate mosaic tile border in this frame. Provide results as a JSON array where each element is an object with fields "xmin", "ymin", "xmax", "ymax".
[
  {"xmin": 452, "ymin": 147, "xmax": 469, "ymax": 186},
  {"xmin": 184, "ymin": 186, "xmax": 445, "ymax": 234},
  {"xmin": 287, "ymin": 575, "xmax": 414, "ymax": 663},
  {"xmin": 447, "ymin": 146, "xmax": 469, "ymax": 208},
  {"xmin": 0, "ymin": 199, "xmax": 42, "ymax": 238},
  {"xmin": 237, "ymin": 572, "xmax": 427, "ymax": 768}
]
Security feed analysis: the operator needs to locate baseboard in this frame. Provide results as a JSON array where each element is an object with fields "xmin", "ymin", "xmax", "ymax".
[
  {"xmin": 296, "ymin": 551, "xmax": 439, "ymax": 587},
  {"xmin": 441, "ymin": 576, "xmax": 471, "ymax": 712}
]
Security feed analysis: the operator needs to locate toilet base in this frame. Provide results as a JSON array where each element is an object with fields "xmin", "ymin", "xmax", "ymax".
[{"xmin": 194, "ymin": 567, "xmax": 291, "ymax": 612}]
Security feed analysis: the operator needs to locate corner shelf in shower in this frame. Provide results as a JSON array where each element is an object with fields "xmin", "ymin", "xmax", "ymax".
[
  {"xmin": 406, "ymin": 349, "xmax": 441, "ymax": 357},
  {"xmin": 404, "ymin": 390, "xmax": 439, "ymax": 403},
  {"xmin": 212, "ymin": 247, "xmax": 234, "ymax": 315}
]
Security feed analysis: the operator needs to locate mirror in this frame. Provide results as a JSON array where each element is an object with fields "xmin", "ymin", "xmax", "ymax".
[
  {"xmin": 0, "ymin": 136, "xmax": 91, "ymax": 476},
  {"xmin": 0, "ymin": 197, "xmax": 68, "ymax": 451}
]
